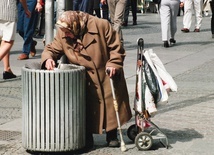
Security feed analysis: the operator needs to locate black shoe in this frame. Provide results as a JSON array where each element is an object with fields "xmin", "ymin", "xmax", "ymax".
[
  {"xmin": 3, "ymin": 71, "xmax": 17, "ymax": 79},
  {"xmin": 133, "ymin": 21, "xmax": 137, "ymax": 25},
  {"xmin": 163, "ymin": 41, "xmax": 169, "ymax": 48},
  {"xmin": 106, "ymin": 129, "xmax": 120, "ymax": 147},
  {"xmin": 169, "ymin": 38, "xmax": 176, "ymax": 44},
  {"xmin": 122, "ymin": 22, "xmax": 128, "ymax": 27}
]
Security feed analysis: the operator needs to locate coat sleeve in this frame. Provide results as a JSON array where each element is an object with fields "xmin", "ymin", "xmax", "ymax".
[
  {"xmin": 41, "ymin": 29, "xmax": 65, "ymax": 68},
  {"xmin": 104, "ymin": 21, "xmax": 126, "ymax": 70}
]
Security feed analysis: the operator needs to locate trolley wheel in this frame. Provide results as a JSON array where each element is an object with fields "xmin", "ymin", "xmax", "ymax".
[
  {"xmin": 127, "ymin": 124, "xmax": 138, "ymax": 141},
  {"xmin": 135, "ymin": 132, "xmax": 153, "ymax": 151}
]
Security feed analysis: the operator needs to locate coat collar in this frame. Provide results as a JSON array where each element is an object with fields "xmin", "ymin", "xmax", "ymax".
[{"xmin": 81, "ymin": 16, "xmax": 98, "ymax": 56}]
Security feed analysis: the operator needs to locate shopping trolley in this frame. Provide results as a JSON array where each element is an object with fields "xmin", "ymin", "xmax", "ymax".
[{"xmin": 127, "ymin": 38, "xmax": 170, "ymax": 151}]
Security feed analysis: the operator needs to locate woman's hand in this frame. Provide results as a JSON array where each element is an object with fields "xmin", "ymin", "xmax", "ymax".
[
  {"xmin": 45, "ymin": 59, "xmax": 56, "ymax": 70},
  {"xmin": 106, "ymin": 67, "xmax": 116, "ymax": 77}
]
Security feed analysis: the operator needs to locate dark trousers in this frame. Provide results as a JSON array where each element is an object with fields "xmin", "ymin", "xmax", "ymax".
[
  {"xmin": 73, "ymin": 0, "xmax": 89, "ymax": 12},
  {"xmin": 124, "ymin": 0, "xmax": 137, "ymax": 23},
  {"xmin": 102, "ymin": 3, "xmax": 109, "ymax": 20},
  {"xmin": 17, "ymin": 0, "xmax": 38, "ymax": 55}
]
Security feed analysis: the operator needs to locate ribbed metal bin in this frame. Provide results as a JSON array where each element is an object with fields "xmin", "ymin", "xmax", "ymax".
[{"xmin": 22, "ymin": 64, "xmax": 86, "ymax": 152}]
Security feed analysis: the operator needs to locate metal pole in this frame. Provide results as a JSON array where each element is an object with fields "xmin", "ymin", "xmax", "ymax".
[
  {"xmin": 56, "ymin": 0, "xmax": 65, "ymax": 20},
  {"xmin": 45, "ymin": 0, "xmax": 54, "ymax": 45}
]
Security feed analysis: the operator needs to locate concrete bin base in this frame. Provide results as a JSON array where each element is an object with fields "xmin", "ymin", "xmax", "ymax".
[{"xmin": 22, "ymin": 64, "xmax": 86, "ymax": 152}]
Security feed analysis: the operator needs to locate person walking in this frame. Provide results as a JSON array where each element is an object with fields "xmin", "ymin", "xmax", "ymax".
[
  {"xmin": 104, "ymin": 0, "xmax": 127, "ymax": 44},
  {"xmin": 159, "ymin": 0, "xmax": 180, "ymax": 48},
  {"xmin": 41, "ymin": 11, "xmax": 132, "ymax": 150},
  {"xmin": 181, "ymin": 0, "xmax": 203, "ymax": 33},
  {"xmin": 0, "ymin": 0, "xmax": 30, "ymax": 79},
  {"xmin": 17, "ymin": 0, "xmax": 43, "ymax": 60},
  {"xmin": 123, "ymin": 0, "xmax": 137, "ymax": 26}
]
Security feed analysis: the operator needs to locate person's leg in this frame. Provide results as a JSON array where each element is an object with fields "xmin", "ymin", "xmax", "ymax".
[
  {"xmin": 0, "ymin": 40, "xmax": 14, "ymax": 61},
  {"xmin": 0, "ymin": 21, "xmax": 16, "ymax": 61},
  {"xmin": 131, "ymin": 0, "xmax": 137, "ymax": 25},
  {"xmin": 80, "ymin": 0, "xmax": 90, "ymax": 12},
  {"xmin": 102, "ymin": 3, "xmax": 109, "ymax": 20},
  {"xmin": 183, "ymin": 0, "xmax": 193, "ymax": 30},
  {"xmin": 123, "ymin": 0, "xmax": 130, "ymax": 26},
  {"xmin": 159, "ymin": 1, "xmax": 170, "ymax": 43},
  {"xmin": 113, "ymin": 0, "xmax": 127, "ymax": 44},
  {"xmin": 18, "ymin": 0, "xmax": 38, "ymax": 59},
  {"xmin": 194, "ymin": 0, "xmax": 203, "ymax": 30},
  {"xmin": 88, "ymin": 0, "xmax": 94, "ymax": 15},
  {"xmin": 170, "ymin": 0, "xmax": 180, "ymax": 40},
  {"xmin": 17, "ymin": 2, "xmax": 25, "ymax": 38},
  {"xmin": 107, "ymin": 0, "xmax": 116, "ymax": 24},
  {"xmin": 113, "ymin": 0, "xmax": 127, "ymax": 32},
  {"xmin": 106, "ymin": 129, "xmax": 119, "ymax": 147},
  {"xmin": 73, "ymin": 0, "xmax": 82, "ymax": 10}
]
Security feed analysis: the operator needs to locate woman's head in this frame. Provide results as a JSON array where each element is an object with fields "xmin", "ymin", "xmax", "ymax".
[{"xmin": 56, "ymin": 11, "xmax": 88, "ymax": 37}]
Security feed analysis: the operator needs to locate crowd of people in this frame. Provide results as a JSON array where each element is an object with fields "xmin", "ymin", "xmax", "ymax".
[{"xmin": 1, "ymin": 0, "xmax": 214, "ymax": 153}]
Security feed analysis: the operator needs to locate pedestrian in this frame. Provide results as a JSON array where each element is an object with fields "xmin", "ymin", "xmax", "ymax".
[
  {"xmin": 181, "ymin": 0, "xmax": 203, "ymax": 33},
  {"xmin": 41, "ymin": 11, "xmax": 132, "ymax": 150},
  {"xmin": 123, "ymin": 0, "xmax": 137, "ymax": 26},
  {"xmin": 17, "ymin": 0, "xmax": 43, "ymax": 60},
  {"xmin": 105, "ymin": 0, "xmax": 127, "ymax": 44},
  {"xmin": 159, "ymin": 0, "xmax": 180, "ymax": 47},
  {"xmin": 0, "ymin": 0, "xmax": 30, "ymax": 79}
]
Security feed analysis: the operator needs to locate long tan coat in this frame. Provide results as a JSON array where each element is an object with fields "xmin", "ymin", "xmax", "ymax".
[{"xmin": 41, "ymin": 15, "xmax": 132, "ymax": 134}]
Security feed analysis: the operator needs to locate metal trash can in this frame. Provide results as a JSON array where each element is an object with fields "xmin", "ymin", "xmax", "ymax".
[{"xmin": 22, "ymin": 64, "xmax": 86, "ymax": 152}]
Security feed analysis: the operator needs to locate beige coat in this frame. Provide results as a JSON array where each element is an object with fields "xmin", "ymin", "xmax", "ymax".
[{"xmin": 41, "ymin": 15, "xmax": 132, "ymax": 134}]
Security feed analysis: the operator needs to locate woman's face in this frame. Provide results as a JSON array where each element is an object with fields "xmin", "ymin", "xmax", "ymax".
[{"xmin": 60, "ymin": 28, "xmax": 75, "ymax": 39}]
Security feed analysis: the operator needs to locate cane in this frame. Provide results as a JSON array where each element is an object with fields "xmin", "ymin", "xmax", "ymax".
[{"xmin": 107, "ymin": 70, "xmax": 127, "ymax": 152}]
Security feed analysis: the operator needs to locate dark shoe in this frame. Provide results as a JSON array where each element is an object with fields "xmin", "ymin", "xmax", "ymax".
[
  {"xmin": 181, "ymin": 28, "xmax": 190, "ymax": 33},
  {"xmin": 169, "ymin": 38, "xmax": 176, "ymax": 44},
  {"xmin": 30, "ymin": 40, "xmax": 37, "ymax": 57},
  {"xmin": 18, "ymin": 53, "xmax": 29, "ymax": 60},
  {"xmin": 133, "ymin": 21, "xmax": 137, "ymax": 25},
  {"xmin": 106, "ymin": 129, "xmax": 119, "ymax": 147},
  {"xmin": 122, "ymin": 22, "xmax": 128, "ymax": 27},
  {"xmin": 163, "ymin": 41, "xmax": 169, "ymax": 48},
  {"xmin": 3, "ymin": 71, "xmax": 16, "ymax": 79},
  {"xmin": 108, "ymin": 138, "xmax": 120, "ymax": 147},
  {"xmin": 194, "ymin": 28, "xmax": 200, "ymax": 32}
]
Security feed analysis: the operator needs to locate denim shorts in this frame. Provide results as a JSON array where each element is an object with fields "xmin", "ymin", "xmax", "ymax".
[{"xmin": 0, "ymin": 20, "xmax": 16, "ymax": 42}]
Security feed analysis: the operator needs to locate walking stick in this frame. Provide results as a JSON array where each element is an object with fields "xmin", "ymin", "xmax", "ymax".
[{"xmin": 108, "ymin": 74, "xmax": 127, "ymax": 152}]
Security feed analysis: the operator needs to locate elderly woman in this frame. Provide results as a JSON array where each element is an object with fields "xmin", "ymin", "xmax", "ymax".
[{"xmin": 41, "ymin": 11, "xmax": 132, "ymax": 150}]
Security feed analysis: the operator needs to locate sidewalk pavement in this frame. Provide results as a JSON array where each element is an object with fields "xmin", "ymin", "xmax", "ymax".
[{"xmin": 0, "ymin": 12, "xmax": 214, "ymax": 155}]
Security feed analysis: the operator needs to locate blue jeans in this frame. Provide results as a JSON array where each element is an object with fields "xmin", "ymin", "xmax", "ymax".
[
  {"xmin": 73, "ymin": 0, "xmax": 89, "ymax": 12},
  {"xmin": 17, "ymin": 0, "xmax": 38, "ymax": 55}
]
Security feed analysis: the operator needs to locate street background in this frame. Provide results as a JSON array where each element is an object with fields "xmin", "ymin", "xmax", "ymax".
[{"xmin": 0, "ymin": 10, "xmax": 214, "ymax": 155}]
